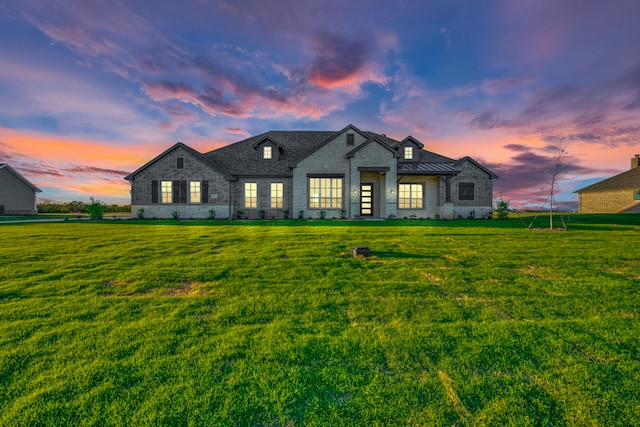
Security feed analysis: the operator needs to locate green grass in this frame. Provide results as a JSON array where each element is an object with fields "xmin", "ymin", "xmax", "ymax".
[{"xmin": 0, "ymin": 216, "xmax": 639, "ymax": 426}]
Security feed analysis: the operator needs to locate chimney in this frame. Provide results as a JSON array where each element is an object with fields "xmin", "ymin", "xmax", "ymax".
[{"xmin": 632, "ymin": 154, "xmax": 640, "ymax": 169}]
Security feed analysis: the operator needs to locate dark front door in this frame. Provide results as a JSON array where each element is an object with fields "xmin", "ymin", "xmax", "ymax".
[{"xmin": 361, "ymin": 183, "xmax": 373, "ymax": 216}]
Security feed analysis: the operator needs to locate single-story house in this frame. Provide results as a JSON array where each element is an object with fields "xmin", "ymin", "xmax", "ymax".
[
  {"xmin": 574, "ymin": 155, "xmax": 640, "ymax": 213},
  {"xmin": 125, "ymin": 124, "xmax": 498, "ymax": 220},
  {"xmin": 0, "ymin": 163, "xmax": 41, "ymax": 215}
]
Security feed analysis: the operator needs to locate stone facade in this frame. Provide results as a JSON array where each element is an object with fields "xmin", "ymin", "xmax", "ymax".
[{"xmin": 128, "ymin": 145, "xmax": 232, "ymax": 219}]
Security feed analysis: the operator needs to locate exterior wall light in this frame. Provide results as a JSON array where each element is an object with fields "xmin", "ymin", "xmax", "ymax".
[
  {"xmin": 353, "ymin": 189, "xmax": 358, "ymax": 195},
  {"xmin": 390, "ymin": 189, "xmax": 395, "ymax": 195}
]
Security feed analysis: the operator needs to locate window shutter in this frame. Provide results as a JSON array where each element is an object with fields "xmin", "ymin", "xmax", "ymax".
[
  {"xmin": 180, "ymin": 180, "xmax": 187, "ymax": 203},
  {"xmin": 151, "ymin": 181, "xmax": 158, "ymax": 204},
  {"xmin": 173, "ymin": 180, "xmax": 180, "ymax": 203},
  {"xmin": 202, "ymin": 181, "xmax": 209, "ymax": 203}
]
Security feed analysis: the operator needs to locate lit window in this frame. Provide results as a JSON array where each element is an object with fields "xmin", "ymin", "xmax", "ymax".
[
  {"xmin": 271, "ymin": 183, "xmax": 283, "ymax": 208},
  {"xmin": 309, "ymin": 178, "xmax": 342, "ymax": 209},
  {"xmin": 263, "ymin": 146, "xmax": 272, "ymax": 159},
  {"xmin": 459, "ymin": 182, "xmax": 475, "ymax": 201},
  {"xmin": 245, "ymin": 182, "xmax": 257, "ymax": 208},
  {"xmin": 189, "ymin": 181, "xmax": 201, "ymax": 203},
  {"xmin": 161, "ymin": 181, "xmax": 172, "ymax": 203},
  {"xmin": 398, "ymin": 183, "xmax": 423, "ymax": 209},
  {"xmin": 404, "ymin": 146, "xmax": 413, "ymax": 160}
]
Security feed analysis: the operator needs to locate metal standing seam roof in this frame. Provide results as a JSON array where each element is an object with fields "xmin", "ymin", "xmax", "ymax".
[{"xmin": 397, "ymin": 162, "xmax": 458, "ymax": 174}]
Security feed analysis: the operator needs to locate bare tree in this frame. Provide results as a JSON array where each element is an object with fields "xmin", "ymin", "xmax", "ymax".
[{"xmin": 547, "ymin": 145, "xmax": 570, "ymax": 230}]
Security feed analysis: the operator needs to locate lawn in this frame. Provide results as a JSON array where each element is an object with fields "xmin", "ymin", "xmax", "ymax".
[{"xmin": 0, "ymin": 217, "xmax": 638, "ymax": 426}]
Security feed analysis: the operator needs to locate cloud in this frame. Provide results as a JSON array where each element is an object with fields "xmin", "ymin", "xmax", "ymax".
[{"xmin": 307, "ymin": 32, "xmax": 371, "ymax": 89}]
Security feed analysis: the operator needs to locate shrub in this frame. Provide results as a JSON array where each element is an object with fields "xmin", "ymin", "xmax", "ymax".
[
  {"xmin": 171, "ymin": 211, "xmax": 180, "ymax": 220},
  {"xmin": 136, "ymin": 208, "xmax": 145, "ymax": 219},
  {"xmin": 319, "ymin": 211, "xmax": 326, "ymax": 220},
  {"xmin": 495, "ymin": 197, "xmax": 511, "ymax": 220},
  {"xmin": 236, "ymin": 210, "xmax": 244, "ymax": 219},
  {"xmin": 259, "ymin": 210, "xmax": 266, "ymax": 220},
  {"xmin": 86, "ymin": 197, "xmax": 106, "ymax": 220},
  {"xmin": 283, "ymin": 210, "xmax": 290, "ymax": 220},
  {"xmin": 298, "ymin": 210, "xmax": 304, "ymax": 220},
  {"xmin": 208, "ymin": 209, "xmax": 216, "ymax": 220},
  {"xmin": 340, "ymin": 209, "xmax": 347, "ymax": 219}
]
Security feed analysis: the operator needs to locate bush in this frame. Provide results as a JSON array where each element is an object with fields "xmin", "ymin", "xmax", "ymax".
[
  {"xmin": 86, "ymin": 197, "xmax": 106, "ymax": 220},
  {"xmin": 208, "ymin": 209, "xmax": 216, "ymax": 220},
  {"xmin": 171, "ymin": 211, "xmax": 180, "ymax": 220},
  {"xmin": 136, "ymin": 208, "xmax": 145, "ymax": 219},
  {"xmin": 495, "ymin": 198, "xmax": 511, "ymax": 220}
]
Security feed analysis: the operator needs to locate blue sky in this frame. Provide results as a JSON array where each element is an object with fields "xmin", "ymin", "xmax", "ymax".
[{"xmin": 1, "ymin": 0, "xmax": 639, "ymax": 208}]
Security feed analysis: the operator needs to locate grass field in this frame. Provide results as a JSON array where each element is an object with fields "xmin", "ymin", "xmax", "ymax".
[{"xmin": 0, "ymin": 216, "xmax": 639, "ymax": 426}]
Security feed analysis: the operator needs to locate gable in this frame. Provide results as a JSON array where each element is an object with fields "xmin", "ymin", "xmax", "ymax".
[
  {"xmin": 0, "ymin": 164, "xmax": 41, "ymax": 192},
  {"xmin": 125, "ymin": 142, "xmax": 232, "ymax": 181}
]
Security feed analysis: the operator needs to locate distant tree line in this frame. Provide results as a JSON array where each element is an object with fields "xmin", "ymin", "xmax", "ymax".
[{"xmin": 37, "ymin": 201, "xmax": 131, "ymax": 213}]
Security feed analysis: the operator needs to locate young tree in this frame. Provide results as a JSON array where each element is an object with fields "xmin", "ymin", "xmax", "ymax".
[
  {"xmin": 547, "ymin": 145, "xmax": 570, "ymax": 230},
  {"xmin": 86, "ymin": 197, "xmax": 106, "ymax": 220}
]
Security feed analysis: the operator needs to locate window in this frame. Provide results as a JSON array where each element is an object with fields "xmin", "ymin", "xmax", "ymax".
[
  {"xmin": 404, "ymin": 146, "xmax": 413, "ymax": 160},
  {"xmin": 634, "ymin": 190, "xmax": 640, "ymax": 201},
  {"xmin": 309, "ymin": 178, "xmax": 342, "ymax": 209},
  {"xmin": 459, "ymin": 182, "xmax": 475, "ymax": 201},
  {"xmin": 245, "ymin": 182, "xmax": 257, "ymax": 208},
  {"xmin": 177, "ymin": 157, "xmax": 184, "ymax": 169},
  {"xmin": 271, "ymin": 183, "xmax": 283, "ymax": 208},
  {"xmin": 161, "ymin": 181, "xmax": 172, "ymax": 203},
  {"xmin": 346, "ymin": 134, "xmax": 354, "ymax": 145},
  {"xmin": 398, "ymin": 183, "xmax": 423, "ymax": 209},
  {"xmin": 263, "ymin": 146, "xmax": 272, "ymax": 159},
  {"xmin": 189, "ymin": 181, "xmax": 201, "ymax": 203}
]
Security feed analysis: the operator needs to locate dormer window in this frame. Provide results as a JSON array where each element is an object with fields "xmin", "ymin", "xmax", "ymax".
[
  {"xmin": 177, "ymin": 157, "xmax": 184, "ymax": 169},
  {"xmin": 404, "ymin": 147, "xmax": 413, "ymax": 160},
  {"xmin": 263, "ymin": 146, "xmax": 272, "ymax": 159},
  {"xmin": 346, "ymin": 134, "xmax": 354, "ymax": 146}
]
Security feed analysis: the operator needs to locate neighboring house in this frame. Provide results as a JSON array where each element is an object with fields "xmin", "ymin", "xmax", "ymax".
[
  {"xmin": 125, "ymin": 124, "xmax": 498, "ymax": 220},
  {"xmin": 574, "ymin": 155, "xmax": 640, "ymax": 213},
  {"xmin": 0, "ymin": 163, "xmax": 41, "ymax": 215}
]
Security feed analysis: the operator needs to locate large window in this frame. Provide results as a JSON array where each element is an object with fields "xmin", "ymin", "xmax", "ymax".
[
  {"xmin": 459, "ymin": 182, "xmax": 475, "ymax": 201},
  {"xmin": 404, "ymin": 146, "xmax": 413, "ymax": 160},
  {"xmin": 263, "ymin": 146, "xmax": 272, "ymax": 159},
  {"xmin": 271, "ymin": 183, "xmax": 283, "ymax": 208},
  {"xmin": 161, "ymin": 181, "xmax": 172, "ymax": 203},
  {"xmin": 245, "ymin": 182, "xmax": 257, "ymax": 208},
  {"xmin": 398, "ymin": 183, "xmax": 423, "ymax": 209},
  {"xmin": 189, "ymin": 181, "xmax": 201, "ymax": 203},
  {"xmin": 309, "ymin": 178, "xmax": 342, "ymax": 209}
]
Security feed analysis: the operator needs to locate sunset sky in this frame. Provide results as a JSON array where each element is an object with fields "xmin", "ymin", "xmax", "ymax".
[{"xmin": 1, "ymin": 0, "xmax": 639, "ymax": 208}]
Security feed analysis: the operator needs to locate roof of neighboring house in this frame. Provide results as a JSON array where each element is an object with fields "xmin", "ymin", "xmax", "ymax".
[
  {"xmin": 574, "ymin": 166, "xmax": 640, "ymax": 193},
  {"xmin": 0, "ymin": 163, "xmax": 42, "ymax": 192}
]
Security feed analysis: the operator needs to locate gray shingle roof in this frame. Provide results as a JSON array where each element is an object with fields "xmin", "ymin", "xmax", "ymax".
[
  {"xmin": 575, "ymin": 167, "xmax": 640, "ymax": 193},
  {"xmin": 204, "ymin": 131, "xmax": 336, "ymax": 176}
]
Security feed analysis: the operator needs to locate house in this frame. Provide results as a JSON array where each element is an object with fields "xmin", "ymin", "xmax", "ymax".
[
  {"xmin": 125, "ymin": 124, "xmax": 498, "ymax": 220},
  {"xmin": 0, "ymin": 163, "xmax": 41, "ymax": 215},
  {"xmin": 574, "ymin": 155, "xmax": 640, "ymax": 213}
]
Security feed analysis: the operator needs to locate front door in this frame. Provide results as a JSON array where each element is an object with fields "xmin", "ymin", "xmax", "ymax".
[{"xmin": 361, "ymin": 183, "xmax": 373, "ymax": 216}]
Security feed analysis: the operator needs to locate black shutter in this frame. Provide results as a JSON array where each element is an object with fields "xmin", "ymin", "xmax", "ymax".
[
  {"xmin": 202, "ymin": 181, "xmax": 209, "ymax": 203},
  {"xmin": 151, "ymin": 181, "xmax": 158, "ymax": 203},
  {"xmin": 173, "ymin": 180, "xmax": 180, "ymax": 203},
  {"xmin": 180, "ymin": 181, "xmax": 187, "ymax": 203}
]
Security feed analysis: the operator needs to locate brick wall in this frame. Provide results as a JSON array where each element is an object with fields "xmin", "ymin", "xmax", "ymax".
[
  {"xmin": 129, "ymin": 145, "xmax": 232, "ymax": 219},
  {"xmin": 579, "ymin": 190, "xmax": 640, "ymax": 213}
]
